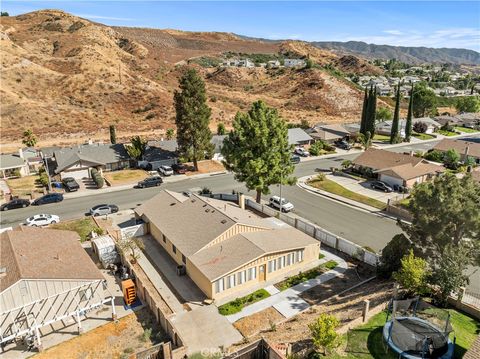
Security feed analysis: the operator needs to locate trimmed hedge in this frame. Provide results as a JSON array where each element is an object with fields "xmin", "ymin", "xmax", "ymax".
[{"xmin": 218, "ymin": 289, "xmax": 270, "ymax": 315}]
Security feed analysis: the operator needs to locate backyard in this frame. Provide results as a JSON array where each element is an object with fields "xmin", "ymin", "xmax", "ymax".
[
  {"xmin": 103, "ymin": 169, "xmax": 148, "ymax": 186},
  {"xmin": 308, "ymin": 177, "xmax": 387, "ymax": 210},
  {"xmin": 50, "ymin": 217, "xmax": 102, "ymax": 241}
]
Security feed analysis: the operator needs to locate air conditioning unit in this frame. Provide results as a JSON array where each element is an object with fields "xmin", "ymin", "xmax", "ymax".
[{"xmin": 176, "ymin": 265, "xmax": 186, "ymax": 276}]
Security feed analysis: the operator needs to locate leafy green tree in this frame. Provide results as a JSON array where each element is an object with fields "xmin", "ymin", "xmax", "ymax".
[
  {"xmin": 300, "ymin": 119, "xmax": 310, "ymax": 129},
  {"xmin": 109, "ymin": 124, "xmax": 117, "ymax": 144},
  {"xmin": 378, "ymin": 234, "xmax": 413, "ymax": 278},
  {"xmin": 424, "ymin": 149, "xmax": 443, "ymax": 162},
  {"xmin": 412, "ymin": 83, "xmax": 437, "ymax": 117},
  {"xmin": 126, "ymin": 136, "xmax": 147, "ymax": 160},
  {"xmin": 309, "ymin": 141, "xmax": 324, "ymax": 156},
  {"xmin": 221, "ymin": 100, "xmax": 295, "ymax": 203},
  {"xmin": 166, "ymin": 128, "xmax": 175, "ymax": 140},
  {"xmin": 393, "ymin": 249, "xmax": 430, "ymax": 296},
  {"xmin": 358, "ymin": 131, "xmax": 372, "ymax": 150},
  {"xmin": 464, "ymin": 156, "xmax": 476, "ymax": 167},
  {"xmin": 309, "ymin": 313, "xmax": 341, "ymax": 355},
  {"xmin": 217, "ymin": 122, "xmax": 226, "ymax": 135},
  {"xmin": 455, "ymin": 96, "xmax": 480, "ymax": 113},
  {"xmin": 443, "ymin": 148, "xmax": 460, "ymax": 169},
  {"xmin": 405, "ymin": 85, "xmax": 414, "ymax": 142},
  {"xmin": 22, "ymin": 129, "xmax": 37, "ymax": 147},
  {"xmin": 174, "ymin": 68, "xmax": 214, "ymax": 171},
  {"xmin": 360, "ymin": 87, "xmax": 368, "ymax": 135},
  {"xmin": 341, "ymin": 160, "xmax": 352, "ymax": 169},
  {"xmin": 376, "ymin": 107, "xmax": 392, "ymax": 121},
  {"xmin": 390, "ymin": 85, "xmax": 402, "ymax": 144},
  {"xmin": 0, "ymin": 12, "xmax": 9, "ymax": 16}
]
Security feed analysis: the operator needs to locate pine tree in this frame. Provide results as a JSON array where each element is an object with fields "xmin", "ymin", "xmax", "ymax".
[
  {"xmin": 360, "ymin": 87, "xmax": 368, "ymax": 135},
  {"xmin": 174, "ymin": 68, "xmax": 214, "ymax": 171},
  {"xmin": 405, "ymin": 85, "xmax": 414, "ymax": 142},
  {"xmin": 365, "ymin": 86, "xmax": 376, "ymax": 136},
  {"xmin": 390, "ymin": 85, "xmax": 401, "ymax": 144},
  {"xmin": 109, "ymin": 124, "xmax": 117, "ymax": 144}
]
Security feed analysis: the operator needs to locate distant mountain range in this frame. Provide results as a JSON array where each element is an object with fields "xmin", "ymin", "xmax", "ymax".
[{"xmin": 311, "ymin": 41, "xmax": 480, "ymax": 65}]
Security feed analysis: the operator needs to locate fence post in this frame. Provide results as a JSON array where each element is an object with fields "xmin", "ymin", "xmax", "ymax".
[
  {"xmin": 294, "ymin": 218, "xmax": 299, "ymax": 229},
  {"xmin": 313, "ymin": 227, "xmax": 317, "ymax": 239},
  {"xmin": 457, "ymin": 287, "xmax": 466, "ymax": 305},
  {"xmin": 335, "ymin": 236, "xmax": 340, "ymax": 250},
  {"xmin": 362, "ymin": 299, "xmax": 370, "ymax": 322}
]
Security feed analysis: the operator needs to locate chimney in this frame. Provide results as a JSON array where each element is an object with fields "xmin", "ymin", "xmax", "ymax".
[
  {"xmin": 239, "ymin": 194, "xmax": 245, "ymax": 210},
  {"xmin": 88, "ymin": 138, "xmax": 93, "ymax": 145},
  {"xmin": 18, "ymin": 148, "xmax": 24, "ymax": 159}
]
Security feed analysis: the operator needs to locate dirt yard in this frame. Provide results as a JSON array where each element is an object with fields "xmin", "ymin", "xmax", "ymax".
[
  {"xmin": 6, "ymin": 175, "xmax": 43, "ymax": 197},
  {"xmin": 104, "ymin": 169, "xmax": 149, "ymax": 186},
  {"xmin": 185, "ymin": 160, "xmax": 225, "ymax": 176},
  {"xmin": 234, "ymin": 307, "xmax": 284, "ymax": 337},
  {"xmin": 34, "ymin": 309, "xmax": 167, "ymax": 359}
]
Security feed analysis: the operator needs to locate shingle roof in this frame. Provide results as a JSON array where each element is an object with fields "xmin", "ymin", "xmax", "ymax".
[
  {"xmin": 464, "ymin": 335, "xmax": 480, "ymax": 359},
  {"xmin": 288, "ymin": 128, "xmax": 313, "ymax": 145},
  {"xmin": 378, "ymin": 162, "xmax": 444, "ymax": 181},
  {"xmin": 433, "ymin": 138, "xmax": 480, "ymax": 159},
  {"xmin": 353, "ymin": 148, "xmax": 423, "ymax": 171},
  {"xmin": 309, "ymin": 129, "xmax": 342, "ymax": 141},
  {"xmin": 0, "ymin": 154, "xmax": 25, "ymax": 170},
  {"xmin": 313, "ymin": 124, "xmax": 352, "ymax": 137},
  {"xmin": 54, "ymin": 144, "xmax": 130, "ymax": 172},
  {"xmin": 0, "ymin": 227, "xmax": 104, "ymax": 292}
]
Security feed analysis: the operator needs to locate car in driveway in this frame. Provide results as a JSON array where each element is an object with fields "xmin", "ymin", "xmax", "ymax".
[
  {"xmin": 62, "ymin": 177, "xmax": 80, "ymax": 192},
  {"xmin": 370, "ymin": 181, "xmax": 394, "ymax": 192},
  {"xmin": 25, "ymin": 214, "xmax": 60, "ymax": 227},
  {"xmin": 295, "ymin": 147, "xmax": 310, "ymax": 157},
  {"xmin": 334, "ymin": 139, "xmax": 352, "ymax": 150},
  {"xmin": 172, "ymin": 163, "xmax": 188, "ymax": 174},
  {"xmin": 137, "ymin": 176, "xmax": 163, "ymax": 188},
  {"xmin": 158, "ymin": 165, "xmax": 174, "ymax": 176},
  {"xmin": 269, "ymin": 196, "xmax": 294, "ymax": 212},
  {"xmin": 89, "ymin": 204, "xmax": 119, "ymax": 216},
  {"xmin": 1, "ymin": 198, "xmax": 30, "ymax": 211},
  {"xmin": 32, "ymin": 193, "xmax": 64, "ymax": 205}
]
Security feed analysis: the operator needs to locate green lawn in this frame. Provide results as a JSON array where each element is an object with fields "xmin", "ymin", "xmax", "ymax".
[
  {"xmin": 50, "ymin": 217, "xmax": 103, "ymax": 241},
  {"xmin": 218, "ymin": 289, "xmax": 270, "ymax": 315},
  {"xmin": 455, "ymin": 126, "xmax": 479, "ymax": 133},
  {"xmin": 373, "ymin": 134, "xmax": 390, "ymax": 142},
  {"xmin": 276, "ymin": 260, "xmax": 338, "ymax": 291},
  {"xmin": 412, "ymin": 132, "xmax": 435, "ymax": 140},
  {"xmin": 308, "ymin": 178, "xmax": 387, "ymax": 210},
  {"xmin": 327, "ymin": 309, "xmax": 479, "ymax": 359},
  {"xmin": 438, "ymin": 129, "xmax": 458, "ymax": 137}
]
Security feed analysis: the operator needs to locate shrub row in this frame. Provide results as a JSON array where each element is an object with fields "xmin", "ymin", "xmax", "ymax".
[{"xmin": 90, "ymin": 168, "xmax": 104, "ymax": 189}]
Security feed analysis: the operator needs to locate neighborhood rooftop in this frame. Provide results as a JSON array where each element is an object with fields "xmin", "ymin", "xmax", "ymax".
[
  {"xmin": 353, "ymin": 148, "xmax": 424, "ymax": 170},
  {"xmin": 433, "ymin": 138, "xmax": 480, "ymax": 158}
]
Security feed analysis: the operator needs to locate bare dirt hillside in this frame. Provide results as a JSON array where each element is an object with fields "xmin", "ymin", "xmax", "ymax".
[{"xmin": 0, "ymin": 10, "xmax": 383, "ymax": 149}]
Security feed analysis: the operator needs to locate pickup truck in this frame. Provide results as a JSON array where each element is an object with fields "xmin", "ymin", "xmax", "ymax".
[{"xmin": 62, "ymin": 177, "xmax": 80, "ymax": 192}]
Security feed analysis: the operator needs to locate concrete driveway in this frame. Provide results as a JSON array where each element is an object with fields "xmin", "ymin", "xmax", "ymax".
[{"xmin": 326, "ymin": 174, "xmax": 401, "ymax": 203}]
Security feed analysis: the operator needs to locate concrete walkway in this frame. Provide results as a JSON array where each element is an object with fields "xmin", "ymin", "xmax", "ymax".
[{"xmin": 224, "ymin": 250, "xmax": 347, "ymax": 323}]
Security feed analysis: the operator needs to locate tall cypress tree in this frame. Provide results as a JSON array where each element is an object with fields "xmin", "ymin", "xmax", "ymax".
[
  {"xmin": 174, "ymin": 68, "xmax": 214, "ymax": 171},
  {"xmin": 360, "ymin": 87, "xmax": 368, "ymax": 135},
  {"xmin": 405, "ymin": 85, "xmax": 414, "ymax": 142},
  {"xmin": 109, "ymin": 124, "xmax": 117, "ymax": 144},
  {"xmin": 366, "ymin": 86, "xmax": 377, "ymax": 136},
  {"xmin": 390, "ymin": 84, "xmax": 401, "ymax": 144}
]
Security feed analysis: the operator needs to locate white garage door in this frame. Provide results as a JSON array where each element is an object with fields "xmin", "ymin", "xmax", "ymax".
[
  {"xmin": 61, "ymin": 168, "xmax": 89, "ymax": 180},
  {"xmin": 379, "ymin": 174, "xmax": 403, "ymax": 188}
]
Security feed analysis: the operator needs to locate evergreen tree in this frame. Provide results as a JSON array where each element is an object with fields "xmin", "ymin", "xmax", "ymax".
[
  {"xmin": 405, "ymin": 85, "xmax": 414, "ymax": 142},
  {"xmin": 222, "ymin": 100, "xmax": 296, "ymax": 203},
  {"xmin": 360, "ymin": 87, "xmax": 368, "ymax": 135},
  {"xmin": 109, "ymin": 124, "xmax": 117, "ymax": 144},
  {"xmin": 22, "ymin": 129, "xmax": 37, "ymax": 147},
  {"xmin": 390, "ymin": 85, "xmax": 401, "ymax": 144},
  {"xmin": 174, "ymin": 68, "xmax": 214, "ymax": 171},
  {"xmin": 365, "ymin": 86, "xmax": 377, "ymax": 136}
]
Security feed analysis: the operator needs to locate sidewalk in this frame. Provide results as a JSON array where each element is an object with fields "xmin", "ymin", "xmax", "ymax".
[{"xmin": 224, "ymin": 250, "xmax": 347, "ymax": 323}]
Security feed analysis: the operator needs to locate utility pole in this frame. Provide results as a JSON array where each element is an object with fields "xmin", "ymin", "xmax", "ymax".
[
  {"xmin": 41, "ymin": 153, "xmax": 52, "ymax": 192},
  {"xmin": 279, "ymin": 169, "xmax": 283, "ymax": 220}
]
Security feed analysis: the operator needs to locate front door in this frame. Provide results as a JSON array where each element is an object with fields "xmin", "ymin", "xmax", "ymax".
[{"xmin": 259, "ymin": 264, "xmax": 266, "ymax": 282}]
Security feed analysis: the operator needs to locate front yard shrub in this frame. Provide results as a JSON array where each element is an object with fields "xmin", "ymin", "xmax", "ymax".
[
  {"xmin": 277, "ymin": 261, "xmax": 338, "ymax": 291},
  {"xmin": 324, "ymin": 260, "xmax": 338, "ymax": 270},
  {"xmin": 424, "ymin": 149, "xmax": 443, "ymax": 162},
  {"xmin": 309, "ymin": 141, "xmax": 324, "ymax": 156},
  {"xmin": 218, "ymin": 289, "xmax": 270, "ymax": 315}
]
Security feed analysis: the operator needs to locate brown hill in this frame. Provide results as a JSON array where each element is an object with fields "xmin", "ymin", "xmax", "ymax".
[{"xmin": 0, "ymin": 10, "xmax": 383, "ymax": 148}]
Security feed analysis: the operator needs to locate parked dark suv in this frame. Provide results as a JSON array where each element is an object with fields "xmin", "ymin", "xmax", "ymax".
[
  {"xmin": 370, "ymin": 181, "xmax": 393, "ymax": 192},
  {"xmin": 172, "ymin": 163, "xmax": 188, "ymax": 174},
  {"xmin": 32, "ymin": 193, "xmax": 64, "ymax": 205},
  {"xmin": 137, "ymin": 176, "xmax": 163, "ymax": 188},
  {"xmin": 1, "ymin": 198, "xmax": 30, "ymax": 211},
  {"xmin": 334, "ymin": 139, "xmax": 352, "ymax": 150},
  {"xmin": 62, "ymin": 177, "xmax": 80, "ymax": 192}
]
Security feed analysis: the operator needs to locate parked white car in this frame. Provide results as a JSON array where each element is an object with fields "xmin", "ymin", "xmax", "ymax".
[
  {"xmin": 158, "ymin": 165, "xmax": 174, "ymax": 176},
  {"xmin": 25, "ymin": 214, "xmax": 60, "ymax": 227},
  {"xmin": 269, "ymin": 196, "xmax": 294, "ymax": 212},
  {"xmin": 295, "ymin": 147, "xmax": 310, "ymax": 157}
]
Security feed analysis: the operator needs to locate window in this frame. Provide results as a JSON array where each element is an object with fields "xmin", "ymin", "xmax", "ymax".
[
  {"xmin": 79, "ymin": 288, "xmax": 93, "ymax": 302},
  {"xmin": 238, "ymin": 270, "xmax": 246, "ymax": 285},
  {"xmin": 172, "ymin": 244, "xmax": 176, "ymax": 254},
  {"xmin": 162, "ymin": 234, "xmax": 166, "ymax": 243},
  {"xmin": 286, "ymin": 253, "xmax": 292, "ymax": 266},
  {"xmin": 215, "ymin": 278, "xmax": 224, "ymax": 293},
  {"xmin": 226, "ymin": 274, "xmax": 236, "ymax": 289},
  {"xmin": 182, "ymin": 254, "xmax": 186, "ymax": 264},
  {"xmin": 268, "ymin": 260, "xmax": 277, "ymax": 273},
  {"xmin": 296, "ymin": 250, "xmax": 304, "ymax": 262},
  {"xmin": 247, "ymin": 267, "xmax": 257, "ymax": 280},
  {"xmin": 277, "ymin": 257, "xmax": 282, "ymax": 270}
]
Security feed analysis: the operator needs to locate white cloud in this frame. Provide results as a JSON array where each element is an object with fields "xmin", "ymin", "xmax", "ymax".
[
  {"xmin": 383, "ymin": 30, "xmax": 403, "ymax": 36},
  {"xmin": 74, "ymin": 14, "xmax": 134, "ymax": 22}
]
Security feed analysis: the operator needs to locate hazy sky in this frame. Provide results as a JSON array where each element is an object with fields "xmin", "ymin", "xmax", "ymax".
[{"xmin": 3, "ymin": 1, "xmax": 480, "ymax": 51}]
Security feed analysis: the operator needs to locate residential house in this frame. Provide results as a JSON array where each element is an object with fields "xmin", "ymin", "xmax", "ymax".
[
  {"xmin": 377, "ymin": 84, "xmax": 392, "ymax": 96},
  {"xmin": 352, "ymin": 148, "xmax": 444, "ymax": 188},
  {"xmin": 434, "ymin": 115, "xmax": 461, "ymax": 127},
  {"xmin": 288, "ymin": 128, "xmax": 313, "ymax": 146},
  {"xmin": 284, "ymin": 59, "xmax": 306, "ymax": 68},
  {"xmin": 376, "ymin": 118, "xmax": 440, "ymax": 136},
  {"xmin": 0, "ymin": 227, "xmax": 113, "ymax": 350},
  {"xmin": 308, "ymin": 124, "xmax": 351, "ymax": 143},
  {"xmin": 0, "ymin": 151, "xmax": 29, "ymax": 178},
  {"xmin": 456, "ymin": 113, "xmax": 480, "ymax": 129},
  {"xmin": 411, "ymin": 117, "xmax": 442, "ymax": 134},
  {"xmin": 134, "ymin": 191, "xmax": 320, "ymax": 301},
  {"xmin": 433, "ymin": 138, "xmax": 480, "ymax": 164},
  {"xmin": 52, "ymin": 143, "xmax": 130, "ymax": 180},
  {"xmin": 267, "ymin": 60, "xmax": 280, "ymax": 68},
  {"xmin": 238, "ymin": 59, "xmax": 255, "ymax": 68}
]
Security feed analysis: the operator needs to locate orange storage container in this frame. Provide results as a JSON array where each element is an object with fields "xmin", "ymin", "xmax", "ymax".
[{"xmin": 122, "ymin": 279, "xmax": 136, "ymax": 305}]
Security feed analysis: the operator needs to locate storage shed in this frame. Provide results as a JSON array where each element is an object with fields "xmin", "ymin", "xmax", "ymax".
[{"xmin": 92, "ymin": 235, "xmax": 120, "ymax": 269}]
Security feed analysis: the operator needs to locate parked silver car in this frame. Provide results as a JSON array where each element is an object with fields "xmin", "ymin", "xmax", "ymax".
[{"xmin": 89, "ymin": 204, "xmax": 119, "ymax": 216}]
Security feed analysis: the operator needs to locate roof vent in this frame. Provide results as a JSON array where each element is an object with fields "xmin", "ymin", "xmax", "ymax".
[
  {"xmin": 203, "ymin": 204, "xmax": 207, "ymax": 207},
  {"xmin": 170, "ymin": 203, "xmax": 176, "ymax": 206},
  {"xmin": 221, "ymin": 219, "xmax": 227, "ymax": 224},
  {"xmin": 205, "ymin": 208, "xmax": 210, "ymax": 213},
  {"xmin": 0, "ymin": 267, "xmax": 6, "ymax": 278}
]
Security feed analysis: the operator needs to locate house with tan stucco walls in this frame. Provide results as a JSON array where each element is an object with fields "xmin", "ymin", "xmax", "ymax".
[{"xmin": 134, "ymin": 190, "xmax": 320, "ymax": 301}]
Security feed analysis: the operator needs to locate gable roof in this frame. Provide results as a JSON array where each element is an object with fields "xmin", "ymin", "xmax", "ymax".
[
  {"xmin": 0, "ymin": 227, "xmax": 104, "ymax": 292},
  {"xmin": 288, "ymin": 128, "xmax": 313, "ymax": 145},
  {"xmin": 433, "ymin": 138, "xmax": 480, "ymax": 158},
  {"xmin": 378, "ymin": 162, "xmax": 444, "ymax": 181},
  {"xmin": 0, "ymin": 154, "xmax": 25, "ymax": 170},
  {"xmin": 313, "ymin": 123, "xmax": 351, "ymax": 137},
  {"xmin": 54, "ymin": 144, "xmax": 129, "ymax": 172},
  {"xmin": 308, "ymin": 129, "xmax": 343, "ymax": 141},
  {"xmin": 353, "ymin": 148, "xmax": 423, "ymax": 171}
]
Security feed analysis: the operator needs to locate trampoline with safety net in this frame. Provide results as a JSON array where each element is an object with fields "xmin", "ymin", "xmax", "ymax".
[{"xmin": 383, "ymin": 298, "xmax": 455, "ymax": 359}]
